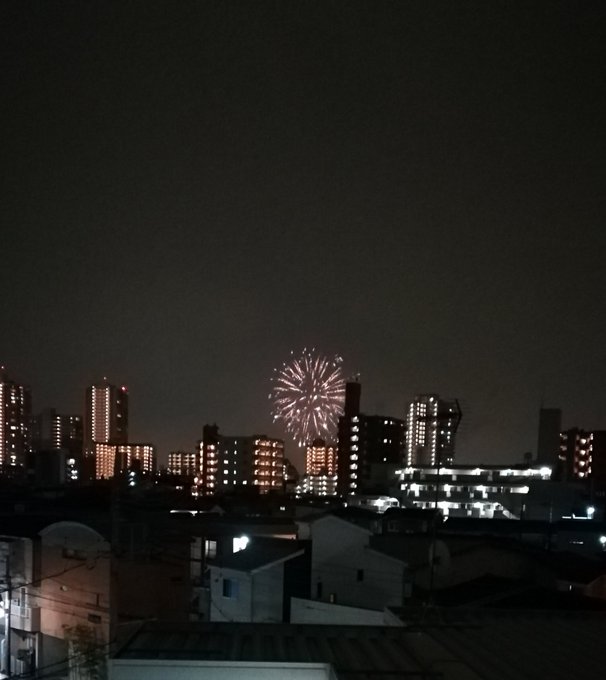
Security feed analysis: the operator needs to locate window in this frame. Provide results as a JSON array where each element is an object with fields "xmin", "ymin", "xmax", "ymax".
[
  {"xmin": 222, "ymin": 578, "xmax": 239, "ymax": 598},
  {"xmin": 204, "ymin": 540, "xmax": 217, "ymax": 559},
  {"xmin": 357, "ymin": 569, "xmax": 364, "ymax": 582}
]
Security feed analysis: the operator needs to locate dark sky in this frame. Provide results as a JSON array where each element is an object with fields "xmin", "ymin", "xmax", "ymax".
[{"xmin": 3, "ymin": 1, "xmax": 606, "ymax": 469}]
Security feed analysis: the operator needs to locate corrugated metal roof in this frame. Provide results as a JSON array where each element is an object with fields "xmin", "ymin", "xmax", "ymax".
[
  {"xmin": 426, "ymin": 610, "xmax": 606, "ymax": 680},
  {"xmin": 115, "ymin": 614, "xmax": 606, "ymax": 680},
  {"xmin": 115, "ymin": 623, "xmax": 443, "ymax": 678}
]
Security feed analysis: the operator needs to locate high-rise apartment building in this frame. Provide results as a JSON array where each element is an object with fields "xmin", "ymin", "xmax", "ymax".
[
  {"xmin": 197, "ymin": 424, "xmax": 284, "ymax": 495},
  {"xmin": 558, "ymin": 428, "xmax": 606, "ymax": 486},
  {"xmin": 33, "ymin": 408, "xmax": 83, "ymax": 456},
  {"xmin": 95, "ymin": 443, "xmax": 117, "ymax": 480},
  {"xmin": 0, "ymin": 367, "xmax": 32, "ymax": 469},
  {"xmin": 32, "ymin": 408, "xmax": 83, "ymax": 482},
  {"xmin": 84, "ymin": 380, "xmax": 128, "ymax": 449},
  {"xmin": 55, "ymin": 414, "xmax": 83, "ymax": 455},
  {"xmin": 168, "ymin": 450, "xmax": 198, "ymax": 476},
  {"xmin": 405, "ymin": 394, "xmax": 461, "ymax": 467},
  {"xmin": 32, "ymin": 408, "xmax": 55, "ymax": 450},
  {"xmin": 299, "ymin": 438, "xmax": 337, "ymax": 497},
  {"xmin": 83, "ymin": 379, "xmax": 128, "ymax": 479},
  {"xmin": 305, "ymin": 438, "xmax": 337, "ymax": 476},
  {"xmin": 95, "ymin": 442, "xmax": 155, "ymax": 480},
  {"xmin": 537, "ymin": 408, "xmax": 562, "ymax": 466},
  {"xmin": 337, "ymin": 381, "xmax": 406, "ymax": 494},
  {"xmin": 296, "ymin": 474, "xmax": 337, "ymax": 496}
]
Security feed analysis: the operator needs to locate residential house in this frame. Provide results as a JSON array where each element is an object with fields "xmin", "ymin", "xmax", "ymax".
[{"xmin": 208, "ymin": 538, "xmax": 310, "ymax": 622}]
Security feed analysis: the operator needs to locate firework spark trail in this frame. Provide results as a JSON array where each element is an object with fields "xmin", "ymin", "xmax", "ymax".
[{"xmin": 270, "ymin": 348, "xmax": 345, "ymax": 446}]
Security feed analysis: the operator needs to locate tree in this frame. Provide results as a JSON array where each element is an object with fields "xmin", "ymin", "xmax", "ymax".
[{"xmin": 64, "ymin": 624, "xmax": 106, "ymax": 680}]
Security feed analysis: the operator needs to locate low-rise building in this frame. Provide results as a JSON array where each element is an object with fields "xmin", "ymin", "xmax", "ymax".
[
  {"xmin": 0, "ymin": 521, "xmax": 111, "ymax": 679},
  {"xmin": 310, "ymin": 512, "xmax": 417, "ymax": 609},
  {"xmin": 296, "ymin": 474, "xmax": 338, "ymax": 497},
  {"xmin": 208, "ymin": 538, "xmax": 310, "ymax": 623},
  {"xmin": 397, "ymin": 464, "xmax": 555, "ymax": 518}
]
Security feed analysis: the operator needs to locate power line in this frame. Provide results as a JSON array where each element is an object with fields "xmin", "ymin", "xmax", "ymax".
[
  {"xmin": 0, "ymin": 560, "xmax": 98, "ymax": 595},
  {"xmin": 11, "ymin": 636, "xmax": 116, "ymax": 680}
]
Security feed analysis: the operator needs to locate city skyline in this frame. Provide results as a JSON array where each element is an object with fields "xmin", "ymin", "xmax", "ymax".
[
  {"xmin": 2, "ymin": 361, "xmax": 605, "ymax": 470},
  {"xmin": 3, "ymin": 2, "xmax": 606, "ymax": 468}
]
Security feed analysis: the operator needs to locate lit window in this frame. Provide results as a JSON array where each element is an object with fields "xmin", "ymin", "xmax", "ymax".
[{"xmin": 233, "ymin": 536, "xmax": 249, "ymax": 553}]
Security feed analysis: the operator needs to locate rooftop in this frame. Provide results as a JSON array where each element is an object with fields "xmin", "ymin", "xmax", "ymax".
[
  {"xmin": 209, "ymin": 537, "xmax": 307, "ymax": 572},
  {"xmin": 114, "ymin": 615, "xmax": 606, "ymax": 680}
]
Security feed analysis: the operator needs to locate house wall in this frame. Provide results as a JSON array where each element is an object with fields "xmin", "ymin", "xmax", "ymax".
[
  {"xmin": 251, "ymin": 565, "xmax": 283, "ymax": 622},
  {"xmin": 209, "ymin": 567, "xmax": 251, "ymax": 622},
  {"xmin": 116, "ymin": 557, "xmax": 190, "ymax": 622},
  {"xmin": 209, "ymin": 564, "xmax": 285, "ymax": 623},
  {"xmin": 38, "ymin": 522, "xmax": 111, "ymax": 670},
  {"xmin": 311, "ymin": 517, "xmax": 404, "ymax": 609},
  {"xmin": 283, "ymin": 549, "xmax": 311, "ymax": 621}
]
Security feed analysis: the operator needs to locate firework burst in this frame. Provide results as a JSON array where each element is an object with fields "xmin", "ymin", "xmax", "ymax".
[{"xmin": 270, "ymin": 348, "xmax": 346, "ymax": 446}]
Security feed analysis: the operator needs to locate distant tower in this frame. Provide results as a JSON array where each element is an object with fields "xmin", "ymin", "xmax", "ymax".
[
  {"xmin": 536, "ymin": 408, "xmax": 561, "ymax": 466},
  {"xmin": 32, "ymin": 408, "xmax": 83, "ymax": 482},
  {"xmin": 337, "ymin": 380, "xmax": 406, "ymax": 494},
  {"xmin": 0, "ymin": 367, "xmax": 32, "ymax": 469},
  {"xmin": 344, "ymin": 380, "xmax": 361, "ymax": 416},
  {"xmin": 32, "ymin": 408, "xmax": 83, "ymax": 458},
  {"xmin": 405, "ymin": 394, "xmax": 460, "ymax": 466},
  {"xmin": 83, "ymin": 379, "xmax": 128, "ymax": 479}
]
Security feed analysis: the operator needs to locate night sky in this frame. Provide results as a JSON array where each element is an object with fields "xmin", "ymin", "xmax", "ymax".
[{"xmin": 3, "ymin": 1, "xmax": 606, "ymax": 469}]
